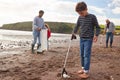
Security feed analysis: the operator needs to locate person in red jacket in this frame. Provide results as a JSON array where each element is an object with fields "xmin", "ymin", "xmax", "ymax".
[{"xmin": 45, "ymin": 24, "xmax": 51, "ymax": 50}]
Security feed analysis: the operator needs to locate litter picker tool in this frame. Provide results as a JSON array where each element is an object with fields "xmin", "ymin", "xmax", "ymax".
[
  {"xmin": 61, "ymin": 34, "xmax": 76, "ymax": 78},
  {"xmin": 61, "ymin": 40, "xmax": 72, "ymax": 78}
]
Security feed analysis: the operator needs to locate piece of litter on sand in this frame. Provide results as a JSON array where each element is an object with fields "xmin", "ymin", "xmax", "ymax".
[
  {"xmin": 110, "ymin": 76, "xmax": 114, "ymax": 80},
  {"xmin": 63, "ymin": 73, "xmax": 70, "ymax": 78}
]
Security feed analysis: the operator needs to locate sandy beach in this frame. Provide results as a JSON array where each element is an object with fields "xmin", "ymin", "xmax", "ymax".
[{"xmin": 0, "ymin": 30, "xmax": 120, "ymax": 80}]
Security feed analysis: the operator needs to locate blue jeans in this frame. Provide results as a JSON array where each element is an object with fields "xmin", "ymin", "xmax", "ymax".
[
  {"xmin": 106, "ymin": 32, "xmax": 113, "ymax": 45},
  {"xmin": 80, "ymin": 38, "xmax": 93, "ymax": 71},
  {"xmin": 32, "ymin": 31, "xmax": 41, "ymax": 45}
]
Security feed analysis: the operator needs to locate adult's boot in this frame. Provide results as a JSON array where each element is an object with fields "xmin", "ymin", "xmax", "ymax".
[
  {"xmin": 37, "ymin": 44, "xmax": 41, "ymax": 49},
  {"xmin": 31, "ymin": 44, "xmax": 35, "ymax": 53}
]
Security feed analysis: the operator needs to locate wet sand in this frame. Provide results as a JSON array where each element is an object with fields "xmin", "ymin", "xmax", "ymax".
[{"xmin": 0, "ymin": 35, "xmax": 120, "ymax": 80}]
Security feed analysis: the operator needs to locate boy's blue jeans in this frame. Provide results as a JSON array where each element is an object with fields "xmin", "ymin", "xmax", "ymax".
[
  {"xmin": 32, "ymin": 31, "xmax": 41, "ymax": 45},
  {"xmin": 106, "ymin": 32, "xmax": 113, "ymax": 45},
  {"xmin": 80, "ymin": 38, "xmax": 93, "ymax": 72}
]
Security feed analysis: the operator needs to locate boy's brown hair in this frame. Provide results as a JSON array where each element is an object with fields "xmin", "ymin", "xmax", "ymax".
[{"xmin": 75, "ymin": 2, "xmax": 87, "ymax": 12}]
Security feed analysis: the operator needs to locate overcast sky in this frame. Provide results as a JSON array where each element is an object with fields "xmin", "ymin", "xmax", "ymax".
[{"xmin": 0, "ymin": 0, "xmax": 120, "ymax": 26}]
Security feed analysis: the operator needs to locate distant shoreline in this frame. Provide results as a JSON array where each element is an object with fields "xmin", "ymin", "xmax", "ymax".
[
  {"xmin": 0, "ymin": 21, "xmax": 120, "ymax": 35},
  {"xmin": 0, "ymin": 21, "xmax": 75, "ymax": 34}
]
